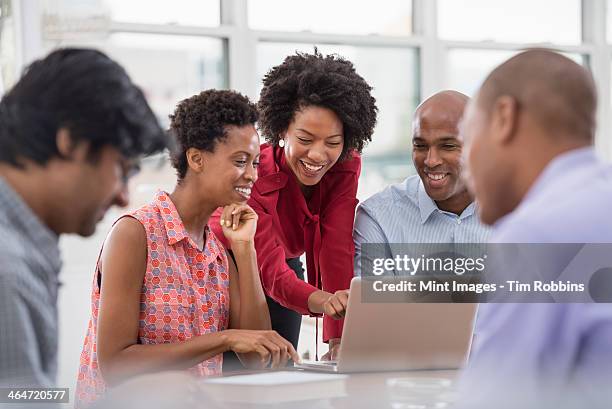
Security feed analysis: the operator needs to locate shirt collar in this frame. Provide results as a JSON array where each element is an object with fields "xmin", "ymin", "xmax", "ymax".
[
  {"xmin": 417, "ymin": 179, "xmax": 439, "ymax": 224},
  {"xmin": 460, "ymin": 202, "xmax": 477, "ymax": 219},
  {"xmin": 493, "ymin": 147, "xmax": 596, "ymax": 231},
  {"xmin": 153, "ymin": 190, "xmax": 202, "ymax": 246},
  {"xmin": 522, "ymin": 146, "xmax": 596, "ymax": 206},
  {"xmin": 253, "ymin": 144, "xmax": 289, "ymax": 195},
  {"xmin": 0, "ymin": 176, "xmax": 61, "ymax": 273},
  {"xmin": 416, "ymin": 178, "xmax": 477, "ymax": 223}
]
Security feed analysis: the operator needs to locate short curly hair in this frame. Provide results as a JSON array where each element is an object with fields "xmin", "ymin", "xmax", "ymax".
[
  {"xmin": 258, "ymin": 49, "xmax": 378, "ymax": 160},
  {"xmin": 169, "ymin": 89, "xmax": 258, "ymax": 179}
]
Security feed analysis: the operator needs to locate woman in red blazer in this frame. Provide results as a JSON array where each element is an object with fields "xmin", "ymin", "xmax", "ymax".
[{"xmin": 212, "ymin": 50, "xmax": 378, "ymax": 361}]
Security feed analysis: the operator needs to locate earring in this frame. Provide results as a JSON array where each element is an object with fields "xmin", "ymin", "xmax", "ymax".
[{"xmin": 278, "ymin": 139, "xmax": 285, "ymax": 148}]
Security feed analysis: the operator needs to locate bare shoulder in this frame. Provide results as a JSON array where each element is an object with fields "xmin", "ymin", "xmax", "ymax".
[
  {"xmin": 105, "ymin": 217, "xmax": 146, "ymax": 251},
  {"xmin": 100, "ymin": 217, "xmax": 147, "ymax": 278}
]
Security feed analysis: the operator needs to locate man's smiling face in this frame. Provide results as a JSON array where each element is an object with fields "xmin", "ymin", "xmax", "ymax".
[{"xmin": 412, "ymin": 92, "xmax": 469, "ymax": 205}]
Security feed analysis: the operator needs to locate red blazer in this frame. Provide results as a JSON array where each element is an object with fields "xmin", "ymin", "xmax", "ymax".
[{"xmin": 210, "ymin": 144, "xmax": 360, "ymax": 341}]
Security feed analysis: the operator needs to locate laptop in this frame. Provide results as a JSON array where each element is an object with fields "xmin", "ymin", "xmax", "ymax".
[{"xmin": 294, "ymin": 276, "xmax": 477, "ymax": 373}]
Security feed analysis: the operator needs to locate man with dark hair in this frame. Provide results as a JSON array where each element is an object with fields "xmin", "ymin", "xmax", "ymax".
[
  {"xmin": 458, "ymin": 49, "xmax": 612, "ymax": 408},
  {"xmin": 0, "ymin": 48, "xmax": 167, "ymax": 387}
]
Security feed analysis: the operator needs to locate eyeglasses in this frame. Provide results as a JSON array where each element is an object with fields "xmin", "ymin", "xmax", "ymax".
[{"xmin": 120, "ymin": 158, "xmax": 142, "ymax": 184}]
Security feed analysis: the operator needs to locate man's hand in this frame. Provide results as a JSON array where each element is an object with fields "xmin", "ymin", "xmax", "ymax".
[
  {"xmin": 219, "ymin": 203, "xmax": 258, "ymax": 246},
  {"xmin": 321, "ymin": 338, "xmax": 341, "ymax": 361},
  {"xmin": 223, "ymin": 329, "xmax": 301, "ymax": 368},
  {"xmin": 322, "ymin": 290, "xmax": 349, "ymax": 319}
]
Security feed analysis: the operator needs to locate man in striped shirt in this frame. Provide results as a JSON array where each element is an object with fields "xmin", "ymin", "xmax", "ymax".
[{"xmin": 354, "ymin": 90, "xmax": 489, "ymax": 276}]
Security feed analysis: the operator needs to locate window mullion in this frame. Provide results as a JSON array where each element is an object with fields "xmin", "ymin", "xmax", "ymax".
[{"xmin": 583, "ymin": 0, "xmax": 611, "ymax": 159}]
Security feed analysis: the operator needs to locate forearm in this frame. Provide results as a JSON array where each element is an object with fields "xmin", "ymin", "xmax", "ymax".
[
  {"xmin": 232, "ymin": 241, "xmax": 271, "ymax": 330},
  {"xmin": 99, "ymin": 331, "xmax": 230, "ymax": 386}
]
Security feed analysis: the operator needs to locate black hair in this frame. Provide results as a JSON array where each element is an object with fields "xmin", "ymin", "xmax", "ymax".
[
  {"xmin": 0, "ymin": 48, "xmax": 167, "ymax": 167},
  {"xmin": 169, "ymin": 89, "xmax": 259, "ymax": 179},
  {"xmin": 258, "ymin": 49, "xmax": 378, "ymax": 160}
]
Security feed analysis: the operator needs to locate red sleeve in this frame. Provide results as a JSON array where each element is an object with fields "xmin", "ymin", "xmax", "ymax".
[
  {"xmin": 251, "ymin": 199, "xmax": 318, "ymax": 315},
  {"xmin": 211, "ymin": 201, "xmax": 318, "ymax": 315},
  {"xmin": 319, "ymin": 155, "xmax": 361, "ymax": 341}
]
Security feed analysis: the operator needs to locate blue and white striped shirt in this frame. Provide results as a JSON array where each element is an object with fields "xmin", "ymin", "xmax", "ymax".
[{"xmin": 353, "ymin": 175, "xmax": 490, "ymax": 276}]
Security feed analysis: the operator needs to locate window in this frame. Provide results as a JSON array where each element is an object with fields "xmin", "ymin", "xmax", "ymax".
[
  {"xmin": 105, "ymin": 0, "xmax": 220, "ymax": 26},
  {"xmin": 446, "ymin": 49, "xmax": 586, "ymax": 96},
  {"xmin": 46, "ymin": 33, "xmax": 227, "ymax": 126},
  {"xmin": 607, "ymin": 0, "xmax": 612, "ymax": 43},
  {"xmin": 0, "ymin": 0, "xmax": 17, "ymax": 92},
  {"xmin": 249, "ymin": 0, "xmax": 413, "ymax": 36},
  {"xmin": 438, "ymin": 0, "xmax": 582, "ymax": 45}
]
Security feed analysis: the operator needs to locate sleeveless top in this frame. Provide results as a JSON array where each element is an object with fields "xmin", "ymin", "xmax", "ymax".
[{"xmin": 75, "ymin": 190, "xmax": 230, "ymax": 408}]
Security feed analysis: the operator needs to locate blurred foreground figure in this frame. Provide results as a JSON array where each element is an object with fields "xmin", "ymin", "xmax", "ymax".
[
  {"xmin": 458, "ymin": 49, "xmax": 612, "ymax": 408},
  {"xmin": 0, "ymin": 48, "xmax": 167, "ymax": 387}
]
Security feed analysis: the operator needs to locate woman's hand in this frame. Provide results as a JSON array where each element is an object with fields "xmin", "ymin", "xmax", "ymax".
[
  {"xmin": 223, "ymin": 329, "xmax": 301, "ymax": 368},
  {"xmin": 220, "ymin": 203, "xmax": 258, "ymax": 246},
  {"xmin": 307, "ymin": 289, "xmax": 350, "ymax": 319},
  {"xmin": 322, "ymin": 290, "xmax": 349, "ymax": 319},
  {"xmin": 321, "ymin": 338, "xmax": 341, "ymax": 361}
]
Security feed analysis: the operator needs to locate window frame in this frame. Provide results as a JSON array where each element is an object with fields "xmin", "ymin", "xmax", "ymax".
[{"xmin": 11, "ymin": 0, "xmax": 612, "ymax": 157}]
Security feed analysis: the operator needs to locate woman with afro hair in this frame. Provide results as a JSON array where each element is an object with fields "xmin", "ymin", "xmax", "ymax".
[
  {"xmin": 75, "ymin": 90, "xmax": 299, "ymax": 407},
  {"xmin": 211, "ymin": 50, "xmax": 378, "ymax": 361}
]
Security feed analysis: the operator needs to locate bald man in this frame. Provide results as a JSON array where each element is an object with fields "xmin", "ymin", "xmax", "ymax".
[
  {"xmin": 458, "ymin": 50, "xmax": 612, "ymax": 408},
  {"xmin": 353, "ymin": 90, "xmax": 489, "ymax": 276}
]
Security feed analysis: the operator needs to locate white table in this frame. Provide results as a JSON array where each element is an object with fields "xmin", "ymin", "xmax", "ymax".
[{"xmin": 199, "ymin": 369, "xmax": 459, "ymax": 409}]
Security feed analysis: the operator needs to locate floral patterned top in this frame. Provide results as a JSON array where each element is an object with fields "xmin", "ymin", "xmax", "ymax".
[{"xmin": 75, "ymin": 190, "xmax": 230, "ymax": 408}]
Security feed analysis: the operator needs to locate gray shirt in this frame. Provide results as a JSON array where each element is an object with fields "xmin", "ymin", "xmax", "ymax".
[{"xmin": 0, "ymin": 177, "xmax": 62, "ymax": 387}]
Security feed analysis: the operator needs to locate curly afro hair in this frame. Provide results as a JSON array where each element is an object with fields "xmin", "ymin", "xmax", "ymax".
[
  {"xmin": 258, "ymin": 49, "xmax": 378, "ymax": 161},
  {"xmin": 169, "ymin": 89, "xmax": 258, "ymax": 179}
]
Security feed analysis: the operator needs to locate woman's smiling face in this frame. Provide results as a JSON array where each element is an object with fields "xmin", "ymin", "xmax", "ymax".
[{"xmin": 282, "ymin": 105, "xmax": 344, "ymax": 188}]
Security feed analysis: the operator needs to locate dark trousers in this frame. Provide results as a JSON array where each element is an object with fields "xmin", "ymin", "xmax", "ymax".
[
  {"xmin": 266, "ymin": 257, "xmax": 304, "ymax": 350},
  {"xmin": 223, "ymin": 257, "xmax": 305, "ymax": 372}
]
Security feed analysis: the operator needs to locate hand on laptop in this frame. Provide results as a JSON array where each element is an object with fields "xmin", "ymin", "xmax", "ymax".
[
  {"xmin": 224, "ymin": 329, "xmax": 301, "ymax": 368},
  {"xmin": 322, "ymin": 290, "xmax": 349, "ymax": 319},
  {"xmin": 321, "ymin": 338, "xmax": 341, "ymax": 361}
]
